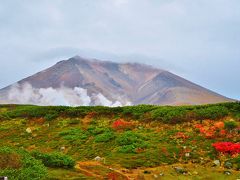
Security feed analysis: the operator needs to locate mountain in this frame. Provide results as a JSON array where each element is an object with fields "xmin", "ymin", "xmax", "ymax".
[{"xmin": 0, "ymin": 56, "xmax": 234, "ymax": 106}]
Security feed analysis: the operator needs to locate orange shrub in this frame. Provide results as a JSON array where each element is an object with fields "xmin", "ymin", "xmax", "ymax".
[
  {"xmin": 194, "ymin": 121, "xmax": 227, "ymax": 139},
  {"xmin": 214, "ymin": 121, "xmax": 224, "ymax": 129},
  {"xmin": 174, "ymin": 132, "xmax": 189, "ymax": 139}
]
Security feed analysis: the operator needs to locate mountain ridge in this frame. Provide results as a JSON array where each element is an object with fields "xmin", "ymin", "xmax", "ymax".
[{"xmin": 0, "ymin": 55, "xmax": 234, "ymax": 106}]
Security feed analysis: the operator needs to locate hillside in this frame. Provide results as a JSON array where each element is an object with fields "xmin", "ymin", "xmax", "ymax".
[
  {"xmin": 0, "ymin": 102, "xmax": 239, "ymax": 179},
  {"xmin": 0, "ymin": 56, "xmax": 234, "ymax": 106}
]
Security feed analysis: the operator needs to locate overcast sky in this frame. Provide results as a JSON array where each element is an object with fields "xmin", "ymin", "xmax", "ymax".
[{"xmin": 0, "ymin": 0, "xmax": 239, "ymax": 99}]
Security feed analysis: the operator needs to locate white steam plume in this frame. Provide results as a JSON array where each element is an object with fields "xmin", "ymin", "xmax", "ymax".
[{"xmin": 6, "ymin": 83, "xmax": 131, "ymax": 107}]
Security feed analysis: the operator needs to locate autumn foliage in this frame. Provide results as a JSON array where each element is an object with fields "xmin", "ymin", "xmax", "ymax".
[
  {"xmin": 212, "ymin": 142, "xmax": 240, "ymax": 155},
  {"xmin": 194, "ymin": 121, "xmax": 227, "ymax": 139},
  {"xmin": 112, "ymin": 119, "xmax": 135, "ymax": 130},
  {"xmin": 174, "ymin": 132, "xmax": 189, "ymax": 139}
]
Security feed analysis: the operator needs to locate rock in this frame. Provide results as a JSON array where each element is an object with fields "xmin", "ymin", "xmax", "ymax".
[
  {"xmin": 174, "ymin": 167, "xmax": 187, "ymax": 174},
  {"xmin": 143, "ymin": 170, "xmax": 151, "ymax": 174},
  {"xmin": 224, "ymin": 161, "xmax": 233, "ymax": 169},
  {"xmin": 213, "ymin": 160, "xmax": 220, "ymax": 166},
  {"xmin": 26, "ymin": 127, "xmax": 32, "ymax": 133},
  {"xmin": 94, "ymin": 156, "xmax": 102, "ymax": 161},
  {"xmin": 60, "ymin": 146, "xmax": 65, "ymax": 151},
  {"xmin": 224, "ymin": 171, "xmax": 231, "ymax": 175},
  {"xmin": 200, "ymin": 157, "xmax": 205, "ymax": 164},
  {"xmin": 153, "ymin": 174, "xmax": 158, "ymax": 178},
  {"xmin": 191, "ymin": 159, "xmax": 200, "ymax": 163},
  {"xmin": 159, "ymin": 173, "xmax": 164, "ymax": 176}
]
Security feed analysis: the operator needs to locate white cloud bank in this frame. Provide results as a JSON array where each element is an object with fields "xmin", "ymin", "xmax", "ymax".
[{"xmin": 7, "ymin": 83, "xmax": 130, "ymax": 107}]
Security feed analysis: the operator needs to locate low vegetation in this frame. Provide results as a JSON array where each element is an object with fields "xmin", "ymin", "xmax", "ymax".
[
  {"xmin": 1, "ymin": 102, "xmax": 239, "ymax": 123},
  {"xmin": 0, "ymin": 147, "xmax": 47, "ymax": 180},
  {"xmin": 0, "ymin": 102, "xmax": 239, "ymax": 179},
  {"xmin": 31, "ymin": 151, "xmax": 75, "ymax": 168}
]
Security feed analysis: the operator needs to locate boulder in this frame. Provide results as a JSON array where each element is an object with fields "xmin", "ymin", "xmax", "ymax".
[
  {"xmin": 224, "ymin": 161, "xmax": 233, "ymax": 169},
  {"xmin": 26, "ymin": 127, "xmax": 32, "ymax": 133},
  {"xmin": 60, "ymin": 146, "xmax": 65, "ymax": 151},
  {"xmin": 213, "ymin": 160, "xmax": 220, "ymax": 166},
  {"xmin": 174, "ymin": 167, "xmax": 187, "ymax": 174},
  {"xmin": 224, "ymin": 171, "xmax": 231, "ymax": 175},
  {"xmin": 94, "ymin": 156, "xmax": 102, "ymax": 161}
]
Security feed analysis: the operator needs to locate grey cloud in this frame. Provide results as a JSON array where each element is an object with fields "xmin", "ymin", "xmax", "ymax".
[{"xmin": 0, "ymin": 0, "xmax": 239, "ymax": 99}]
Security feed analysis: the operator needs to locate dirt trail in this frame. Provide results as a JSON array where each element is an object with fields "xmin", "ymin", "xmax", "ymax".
[
  {"xmin": 75, "ymin": 161, "xmax": 103, "ymax": 179},
  {"xmin": 75, "ymin": 161, "xmax": 137, "ymax": 179}
]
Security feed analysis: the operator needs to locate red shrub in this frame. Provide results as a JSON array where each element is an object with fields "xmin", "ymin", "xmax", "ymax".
[
  {"xmin": 212, "ymin": 142, "xmax": 240, "ymax": 155},
  {"xmin": 199, "ymin": 127, "xmax": 206, "ymax": 133},
  {"xmin": 219, "ymin": 129, "xmax": 226, "ymax": 136},
  {"xmin": 195, "ymin": 124, "xmax": 203, "ymax": 129},
  {"xmin": 112, "ymin": 119, "xmax": 134, "ymax": 130},
  {"xmin": 205, "ymin": 131, "xmax": 215, "ymax": 139}
]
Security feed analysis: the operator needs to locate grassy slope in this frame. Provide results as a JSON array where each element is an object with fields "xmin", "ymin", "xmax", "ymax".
[{"xmin": 0, "ymin": 102, "xmax": 239, "ymax": 179}]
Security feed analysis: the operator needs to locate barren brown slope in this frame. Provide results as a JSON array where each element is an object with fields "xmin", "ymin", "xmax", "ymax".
[{"xmin": 0, "ymin": 56, "xmax": 234, "ymax": 105}]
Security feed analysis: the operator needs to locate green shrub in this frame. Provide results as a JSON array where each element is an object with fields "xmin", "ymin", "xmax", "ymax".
[
  {"xmin": 1, "ymin": 105, "xmax": 67, "ymax": 119},
  {"xmin": 122, "ymin": 105, "xmax": 157, "ymax": 119},
  {"xmin": 151, "ymin": 107, "xmax": 188, "ymax": 123},
  {"xmin": 68, "ymin": 119, "xmax": 80, "ymax": 124},
  {"xmin": 150, "ymin": 104, "xmax": 231, "ymax": 123},
  {"xmin": 116, "ymin": 131, "xmax": 144, "ymax": 145},
  {"xmin": 44, "ymin": 112, "xmax": 58, "ymax": 121},
  {"xmin": 234, "ymin": 114, "xmax": 240, "ymax": 121},
  {"xmin": 233, "ymin": 155, "xmax": 240, "ymax": 170},
  {"xmin": 0, "ymin": 147, "xmax": 47, "ymax": 180},
  {"xmin": 224, "ymin": 120, "xmax": 238, "ymax": 131},
  {"xmin": 193, "ymin": 106, "xmax": 229, "ymax": 120},
  {"xmin": 87, "ymin": 126, "xmax": 106, "ymax": 135},
  {"xmin": 94, "ymin": 130, "xmax": 115, "ymax": 142},
  {"xmin": 118, "ymin": 145, "xmax": 137, "ymax": 153},
  {"xmin": 64, "ymin": 108, "xmax": 88, "ymax": 118},
  {"xmin": 116, "ymin": 131, "xmax": 149, "ymax": 153},
  {"xmin": 31, "ymin": 151, "xmax": 75, "ymax": 168},
  {"xmin": 59, "ymin": 128, "xmax": 88, "ymax": 141}
]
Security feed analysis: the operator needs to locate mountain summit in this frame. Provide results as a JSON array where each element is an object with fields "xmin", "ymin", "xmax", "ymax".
[{"xmin": 0, "ymin": 56, "xmax": 234, "ymax": 106}]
